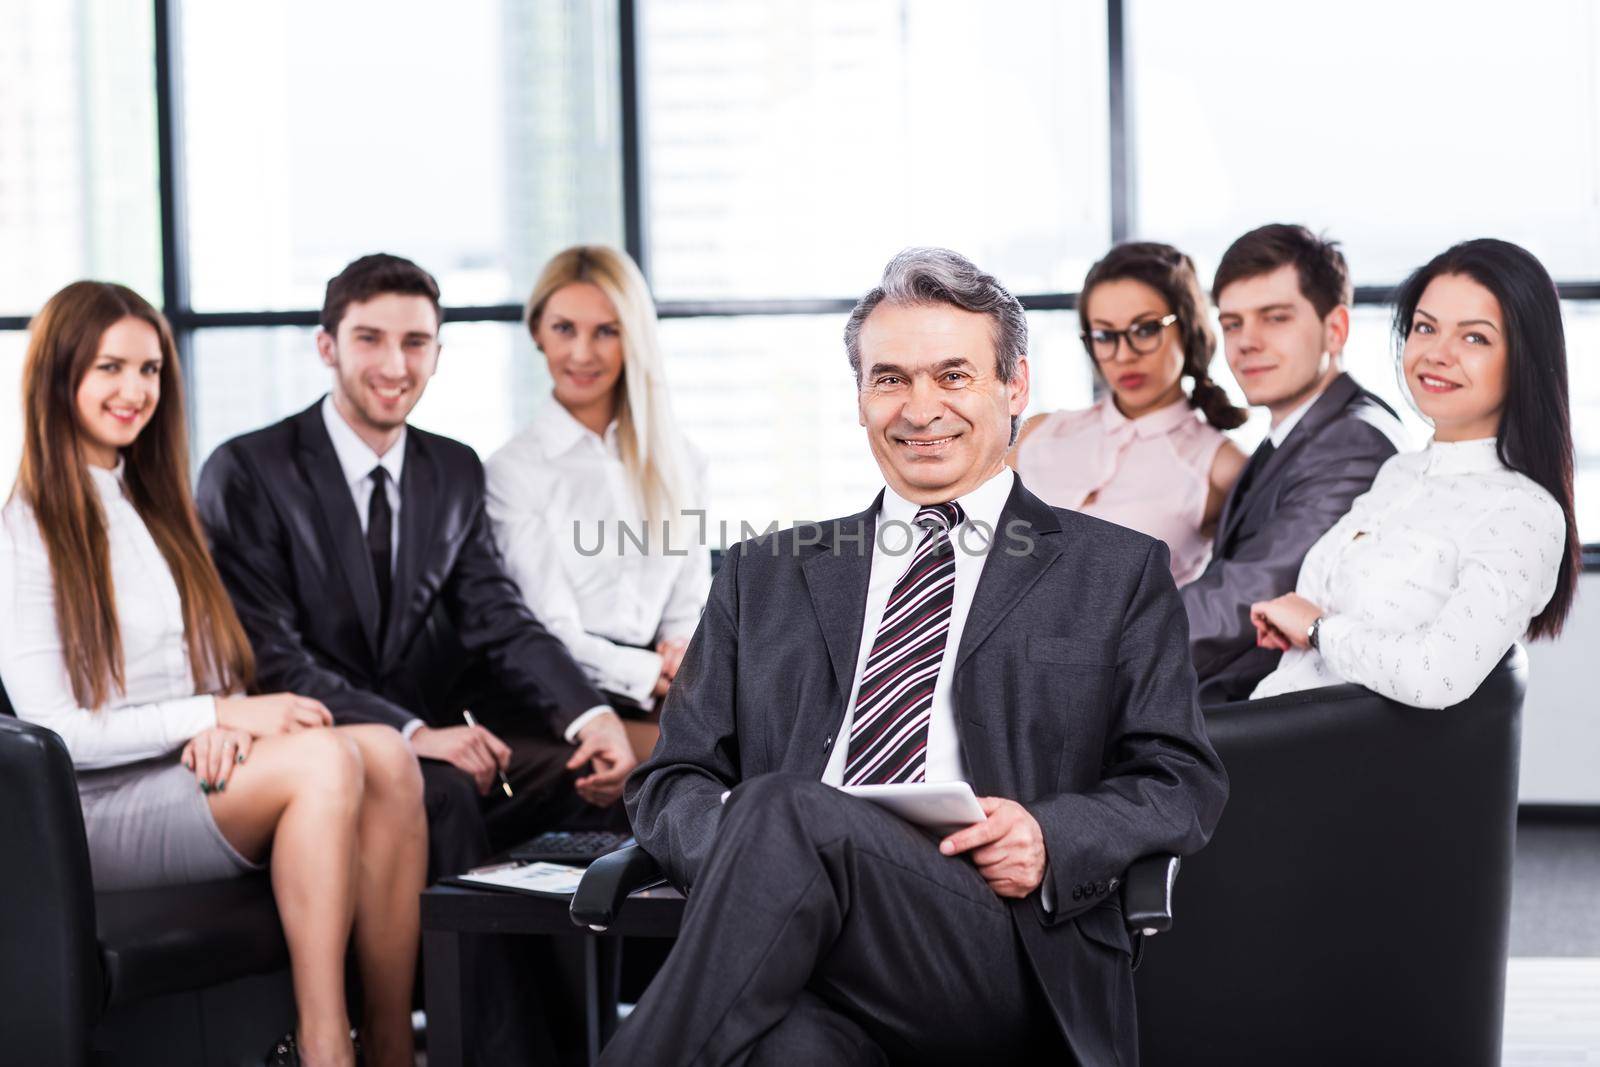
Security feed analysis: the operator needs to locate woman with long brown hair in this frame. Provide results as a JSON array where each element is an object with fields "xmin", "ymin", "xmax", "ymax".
[{"xmin": 0, "ymin": 282, "xmax": 425, "ymax": 1067}]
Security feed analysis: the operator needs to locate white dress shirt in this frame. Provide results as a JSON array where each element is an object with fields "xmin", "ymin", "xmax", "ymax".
[
  {"xmin": 485, "ymin": 394, "xmax": 712, "ymax": 709},
  {"xmin": 1252, "ymin": 438, "xmax": 1566, "ymax": 709},
  {"xmin": 822, "ymin": 468, "xmax": 1016, "ymax": 787},
  {"xmin": 320, "ymin": 394, "xmax": 404, "ymax": 565},
  {"xmin": 0, "ymin": 463, "xmax": 219, "ymax": 769},
  {"xmin": 1267, "ymin": 386, "xmax": 1323, "ymax": 448}
]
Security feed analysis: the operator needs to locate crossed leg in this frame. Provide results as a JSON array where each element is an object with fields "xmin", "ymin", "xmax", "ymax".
[
  {"xmin": 599, "ymin": 774, "xmax": 1058, "ymax": 1067},
  {"xmin": 205, "ymin": 726, "xmax": 426, "ymax": 1067}
]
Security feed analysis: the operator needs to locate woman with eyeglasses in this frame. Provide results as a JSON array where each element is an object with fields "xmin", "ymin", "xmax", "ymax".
[
  {"xmin": 1010, "ymin": 242, "xmax": 1249, "ymax": 583},
  {"xmin": 1248, "ymin": 239, "xmax": 1579, "ymax": 707}
]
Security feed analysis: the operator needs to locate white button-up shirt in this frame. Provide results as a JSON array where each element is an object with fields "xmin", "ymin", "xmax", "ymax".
[
  {"xmin": 485, "ymin": 394, "xmax": 712, "ymax": 707},
  {"xmin": 821, "ymin": 467, "xmax": 1016, "ymax": 787},
  {"xmin": 0, "ymin": 463, "xmax": 219, "ymax": 768},
  {"xmin": 320, "ymin": 394, "xmax": 404, "ymax": 564},
  {"xmin": 1253, "ymin": 438, "xmax": 1567, "ymax": 708}
]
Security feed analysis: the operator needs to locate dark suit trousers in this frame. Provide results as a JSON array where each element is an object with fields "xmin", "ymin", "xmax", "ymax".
[
  {"xmin": 420, "ymin": 732, "xmax": 624, "ymax": 1066},
  {"xmin": 420, "ymin": 729, "xmax": 625, "ymax": 879},
  {"xmin": 600, "ymin": 774, "xmax": 1062, "ymax": 1067}
]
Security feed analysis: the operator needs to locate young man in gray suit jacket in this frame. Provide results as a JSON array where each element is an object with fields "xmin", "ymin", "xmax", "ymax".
[
  {"xmin": 1183, "ymin": 225, "xmax": 1409, "ymax": 704},
  {"xmin": 602, "ymin": 249, "xmax": 1229, "ymax": 1066}
]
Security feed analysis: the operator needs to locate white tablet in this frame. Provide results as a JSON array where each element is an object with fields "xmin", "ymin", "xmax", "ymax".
[{"xmin": 839, "ymin": 781, "xmax": 987, "ymax": 835}]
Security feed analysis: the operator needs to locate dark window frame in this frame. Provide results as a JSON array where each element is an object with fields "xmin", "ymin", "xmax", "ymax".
[{"xmin": 0, "ymin": 0, "xmax": 1595, "ymax": 558}]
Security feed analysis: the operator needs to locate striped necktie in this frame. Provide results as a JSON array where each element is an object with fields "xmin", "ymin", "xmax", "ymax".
[{"xmin": 844, "ymin": 501, "xmax": 966, "ymax": 786}]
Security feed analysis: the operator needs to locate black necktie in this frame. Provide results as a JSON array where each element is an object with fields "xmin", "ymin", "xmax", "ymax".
[
  {"xmin": 1233, "ymin": 439, "xmax": 1277, "ymax": 503},
  {"xmin": 367, "ymin": 466, "xmax": 393, "ymax": 639}
]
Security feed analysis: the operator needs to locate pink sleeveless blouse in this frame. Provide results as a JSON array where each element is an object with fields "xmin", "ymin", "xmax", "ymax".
[{"xmin": 1015, "ymin": 397, "xmax": 1226, "ymax": 585}]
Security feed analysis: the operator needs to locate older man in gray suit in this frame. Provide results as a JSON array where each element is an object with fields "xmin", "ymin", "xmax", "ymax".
[
  {"xmin": 1183, "ymin": 225, "xmax": 1408, "ymax": 704},
  {"xmin": 601, "ymin": 249, "xmax": 1228, "ymax": 1066}
]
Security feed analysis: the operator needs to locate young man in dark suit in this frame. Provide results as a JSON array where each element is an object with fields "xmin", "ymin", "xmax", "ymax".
[
  {"xmin": 1183, "ymin": 224, "xmax": 1409, "ymax": 704},
  {"xmin": 196, "ymin": 254, "xmax": 637, "ymax": 878},
  {"xmin": 602, "ymin": 249, "xmax": 1229, "ymax": 1065}
]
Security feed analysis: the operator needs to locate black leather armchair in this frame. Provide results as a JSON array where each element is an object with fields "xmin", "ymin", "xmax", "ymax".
[
  {"xmin": 1134, "ymin": 647, "xmax": 1527, "ymax": 1066},
  {"xmin": 0, "ymin": 703, "xmax": 292, "ymax": 1066}
]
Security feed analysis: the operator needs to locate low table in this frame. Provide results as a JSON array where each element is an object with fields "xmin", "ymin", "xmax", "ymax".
[{"xmin": 420, "ymin": 880, "xmax": 683, "ymax": 1066}]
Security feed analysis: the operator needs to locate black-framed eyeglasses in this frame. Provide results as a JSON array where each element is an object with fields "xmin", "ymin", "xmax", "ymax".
[{"xmin": 1081, "ymin": 313, "xmax": 1178, "ymax": 361}]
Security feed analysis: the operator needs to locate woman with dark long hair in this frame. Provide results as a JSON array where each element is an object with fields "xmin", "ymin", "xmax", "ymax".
[
  {"xmin": 1010, "ymin": 241, "xmax": 1249, "ymax": 583},
  {"xmin": 1250, "ymin": 239, "xmax": 1579, "ymax": 707},
  {"xmin": 0, "ymin": 282, "xmax": 425, "ymax": 1067}
]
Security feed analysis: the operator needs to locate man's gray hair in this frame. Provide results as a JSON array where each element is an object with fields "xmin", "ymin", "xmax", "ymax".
[{"xmin": 844, "ymin": 247, "xmax": 1029, "ymax": 388}]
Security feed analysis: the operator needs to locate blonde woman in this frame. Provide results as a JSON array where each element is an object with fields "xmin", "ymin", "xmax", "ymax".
[{"xmin": 486, "ymin": 246, "xmax": 710, "ymax": 759}]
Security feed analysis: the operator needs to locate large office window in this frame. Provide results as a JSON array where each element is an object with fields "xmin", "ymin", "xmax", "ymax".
[
  {"xmin": 0, "ymin": 333, "xmax": 25, "ymax": 486},
  {"xmin": 0, "ymin": 0, "xmax": 162, "ymax": 316},
  {"xmin": 180, "ymin": 0, "xmax": 623, "ymax": 312},
  {"xmin": 644, "ymin": 0, "xmax": 1109, "ymax": 301},
  {"xmin": 1129, "ymin": 0, "xmax": 1600, "ymax": 283},
  {"xmin": 0, "ymin": 0, "xmax": 1597, "ymax": 549},
  {"xmin": 1129, "ymin": 0, "xmax": 1600, "ymax": 542}
]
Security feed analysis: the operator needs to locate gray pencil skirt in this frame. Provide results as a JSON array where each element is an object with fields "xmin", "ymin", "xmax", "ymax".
[{"xmin": 76, "ymin": 752, "xmax": 263, "ymax": 892}]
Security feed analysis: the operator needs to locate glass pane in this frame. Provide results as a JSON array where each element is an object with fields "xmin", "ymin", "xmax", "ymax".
[
  {"xmin": 189, "ymin": 323, "xmax": 541, "ymax": 468},
  {"xmin": 1018, "ymin": 309, "xmax": 1097, "ymax": 425},
  {"xmin": 0, "ymin": 1, "xmax": 161, "ymax": 315},
  {"xmin": 0, "ymin": 333, "xmax": 26, "ymax": 492},
  {"xmin": 182, "ymin": 0, "xmax": 623, "ymax": 311},
  {"xmin": 658, "ymin": 309, "xmax": 1086, "ymax": 541},
  {"xmin": 1563, "ymin": 303, "xmax": 1600, "ymax": 544},
  {"xmin": 644, "ymin": 0, "xmax": 1109, "ymax": 301},
  {"xmin": 189, "ymin": 327, "xmax": 326, "ymax": 466},
  {"xmin": 1130, "ymin": 0, "xmax": 1600, "ymax": 284}
]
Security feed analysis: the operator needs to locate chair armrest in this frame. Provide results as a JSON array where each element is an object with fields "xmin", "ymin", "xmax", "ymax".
[
  {"xmin": 1121, "ymin": 854, "xmax": 1179, "ymax": 935},
  {"xmin": 570, "ymin": 845, "xmax": 667, "ymax": 932}
]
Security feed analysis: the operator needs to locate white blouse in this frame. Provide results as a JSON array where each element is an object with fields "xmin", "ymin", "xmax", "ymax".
[
  {"xmin": 0, "ymin": 463, "xmax": 218, "ymax": 768},
  {"xmin": 1252, "ymin": 438, "xmax": 1566, "ymax": 709},
  {"xmin": 484, "ymin": 395, "xmax": 713, "ymax": 705}
]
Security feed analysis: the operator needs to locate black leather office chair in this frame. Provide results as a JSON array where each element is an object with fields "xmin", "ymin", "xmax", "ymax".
[
  {"xmin": 0, "ymin": 691, "xmax": 292, "ymax": 1066},
  {"xmin": 1134, "ymin": 647, "xmax": 1527, "ymax": 1066}
]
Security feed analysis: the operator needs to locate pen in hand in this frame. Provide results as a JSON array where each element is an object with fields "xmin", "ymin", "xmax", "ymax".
[{"xmin": 462, "ymin": 709, "xmax": 514, "ymax": 798}]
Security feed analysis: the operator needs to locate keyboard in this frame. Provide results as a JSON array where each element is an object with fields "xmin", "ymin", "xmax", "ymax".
[{"xmin": 507, "ymin": 830, "xmax": 634, "ymax": 865}]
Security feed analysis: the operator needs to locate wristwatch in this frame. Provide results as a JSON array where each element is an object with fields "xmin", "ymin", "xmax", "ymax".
[{"xmin": 1307, "ymin": 615, "xmax": 1323, "ymax": 651}]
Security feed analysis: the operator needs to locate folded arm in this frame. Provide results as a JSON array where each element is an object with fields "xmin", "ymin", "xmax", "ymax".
[
  {"xmin": 486, "ymin": 498, "xmax": 665, "ymax": 706},
  {"xmin": 1317, "ymin": 488, "xmax": 1565, "ymax": 708}
]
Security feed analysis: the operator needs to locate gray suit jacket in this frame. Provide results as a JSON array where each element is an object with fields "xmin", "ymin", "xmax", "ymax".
[
  {"xmin": 625, "ymin": 478, "xmax": 1228, "ymax": 1063},
  {"xmin": 1182, "ymin": 373, "xmax": 1407, "ymax": 704}
]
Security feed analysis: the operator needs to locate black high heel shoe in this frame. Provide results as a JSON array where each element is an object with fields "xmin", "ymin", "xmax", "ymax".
[
  {"xmin": 264, "ymin": 1031, "xmax": 299, "ymax": 1065},
  {"xmin": 264, "ymin": 1028, "xmax": 362, "ymax": 1066}
]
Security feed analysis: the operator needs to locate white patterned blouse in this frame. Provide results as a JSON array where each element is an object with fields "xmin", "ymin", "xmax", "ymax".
[{"xmin": 1251, "ymin": 437, "xmax": 1566, "ymax": 709}]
